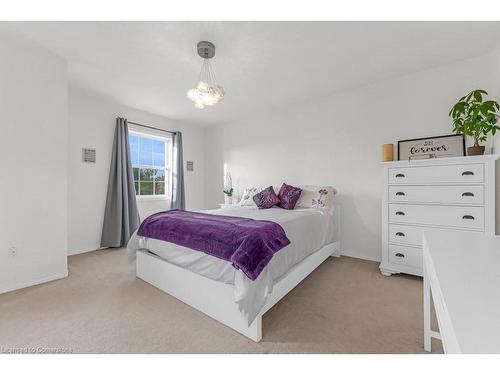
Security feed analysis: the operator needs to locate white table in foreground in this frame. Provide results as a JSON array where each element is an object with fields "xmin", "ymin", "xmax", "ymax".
[{"xmin": 423, "ymin": 230, "xmax": 500, "ymax": 353}]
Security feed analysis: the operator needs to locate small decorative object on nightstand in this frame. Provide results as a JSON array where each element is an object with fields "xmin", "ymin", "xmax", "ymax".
[{"xmin": 223, "ymin": 171, "xmax": 235, "ymax": 204}]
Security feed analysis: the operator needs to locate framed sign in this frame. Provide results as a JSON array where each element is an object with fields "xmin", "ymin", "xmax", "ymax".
[{"xmin": 398, "ymin": 134, "xmax": 465, "ymax": 161}]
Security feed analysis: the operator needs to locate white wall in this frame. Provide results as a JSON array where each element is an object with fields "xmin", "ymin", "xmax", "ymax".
[
  {"xmin": 205, "ymin": 53, "xmax": 497, "ymax": 262},
  {"xmin": 489, "ymin": 43, "xmax": 500, "ymax": 234},
  {"xmin": 491, "ymin": 44, "xmax": 500, "ymax": 153},
  {"xmin": 68, "ymin": 85, "xmax": 206, "ymax": 255},
  {"xmin": 204, "ymin": 125, "xmax": 226, "ymax": 208},
  {"xmin": 0, "ymin": 29, "xmax": 69, "ymax": 293}
]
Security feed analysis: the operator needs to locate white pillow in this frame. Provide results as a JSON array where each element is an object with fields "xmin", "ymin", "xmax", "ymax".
[
  {"xmin": 296, "ymin": 185, "xmax": 337, "ymax": 214},
  {"xmin": 238, "ymin": 187, "xmax": 261, "ymax": 206}
]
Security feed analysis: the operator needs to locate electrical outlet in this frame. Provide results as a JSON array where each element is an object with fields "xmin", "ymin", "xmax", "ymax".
[{"xmin": 8, "ymin": 247, "xmax": 17, "ymax": 257}]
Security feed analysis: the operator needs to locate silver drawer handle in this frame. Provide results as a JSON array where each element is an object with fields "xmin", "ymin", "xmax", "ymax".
[
  {"xmin": 395, "ymin": 211, "xmax": 405, "ymax": 216},
  {"xmin": 395, "ymin": 173, "xmax": 405, "ymax": 178},
  {"xmin": 462, "ymin": 215, "xmax": 475, "ymax": 220},
  {"xmin": 395, "ymin": 253, "xmax": 405, "ymax": 258},
  {"xmin": 461, "ymin": 192, "xmax": 474, "ymax": 197},
  {"xmin": 395, "ymin": 232, "xmax": 405, "ymax": 237},
  {"xmin": 462, "ymin": 171, "xmax": 474, "ymax": 176},
  {"xmin": 395, "ymin": 192, "xmax": 406, "ymax": 196}
]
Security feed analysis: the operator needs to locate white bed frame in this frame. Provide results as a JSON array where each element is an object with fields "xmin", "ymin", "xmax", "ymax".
[{"xmin": 136, "ymin": 240, "xmax": 341, "ymax": 342}]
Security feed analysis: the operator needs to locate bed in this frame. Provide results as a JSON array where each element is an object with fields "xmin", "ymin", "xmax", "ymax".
[{"xmin": 127, "ymin": 205, "xmax": 341, "ymax": 342}]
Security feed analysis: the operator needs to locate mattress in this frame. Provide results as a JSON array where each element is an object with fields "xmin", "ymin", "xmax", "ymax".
[{"xmin": 127, "ymin": 206, "xmax": 339, "ymax": 323}]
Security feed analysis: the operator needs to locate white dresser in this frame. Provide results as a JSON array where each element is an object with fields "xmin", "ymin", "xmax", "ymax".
[{"xmin": 380, "ymin": 155, "xmax": 499, "ymax": 277}]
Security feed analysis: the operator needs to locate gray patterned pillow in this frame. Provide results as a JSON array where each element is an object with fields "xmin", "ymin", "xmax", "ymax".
[
  {"xmin": 296, "ymin": 185, "xmax": 337, "ymax": 214},
  {"xmin": 238, "ymin": 187, "xmax": 261, "ymax": 206}
]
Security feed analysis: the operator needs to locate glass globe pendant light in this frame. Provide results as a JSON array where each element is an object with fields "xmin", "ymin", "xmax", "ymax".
[{"xmin": 186, "ymin": 41, "xmax": 225, "ymax": 109}]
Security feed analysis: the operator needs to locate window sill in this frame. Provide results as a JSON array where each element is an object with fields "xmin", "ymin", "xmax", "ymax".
[{"xmin": 136, "ymin": 196, "xmax": 170, "ymax": 202}]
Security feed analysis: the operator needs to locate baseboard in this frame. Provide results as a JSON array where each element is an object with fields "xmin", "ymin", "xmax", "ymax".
[
  {"xmin": 68, "ymin": 247, "xmax": 105, "ymax": 256},
  {"xmin": 341, "ymin": 248, "xmax": 380, "ymax": 262},
  {"xmin": 0, "ymin": 269, "xmax": 69, "ymax": 295}
]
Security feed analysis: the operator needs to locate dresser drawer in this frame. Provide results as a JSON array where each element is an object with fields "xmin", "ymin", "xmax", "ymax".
[
  {"xmin": 389, "ymin": 245, "xmax": 422, "ymax": 269},
  {"xmin": 389, "ymin": 204, "xmax": 484, "ymax": 230},
  {"xmin": 389, "ymin": 185, "xmax": 484, "ymax": 205},
  {"xmin": 389, "ymin": 164, "xmax": 483, "ymax": 184},
  {"xmin": 389, "ymin": 224, "xmax": 423, "ymax": 246}
]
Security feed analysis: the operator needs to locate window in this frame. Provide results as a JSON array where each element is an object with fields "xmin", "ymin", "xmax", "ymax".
[{"xmin": 129, "ymin": 131, "xmax": 172, "ymax": 198}]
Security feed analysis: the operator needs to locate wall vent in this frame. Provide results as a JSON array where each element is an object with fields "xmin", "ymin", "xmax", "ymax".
[
  {"xmin": 82, "ymin": 148, "xmax": 96, "ymax": 163},
  {"xmin": 186, "ymin": 161, "xmax": 194, "ymax": 171}
]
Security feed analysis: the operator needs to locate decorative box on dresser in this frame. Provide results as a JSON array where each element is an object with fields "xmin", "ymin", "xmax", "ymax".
[{"xmin": 380, "ymin": 155, "xmax": 499, "ymax": 277}]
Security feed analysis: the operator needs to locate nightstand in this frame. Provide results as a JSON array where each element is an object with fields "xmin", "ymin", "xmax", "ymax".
[{"xmin": 218, "ymin": 203, "xmax": 237, "ymax": 209}]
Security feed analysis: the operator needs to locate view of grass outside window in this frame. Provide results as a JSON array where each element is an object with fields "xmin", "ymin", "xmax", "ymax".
[{"xmin": 129, "ymin": 132, "xmax": 171, "ymax": 197}]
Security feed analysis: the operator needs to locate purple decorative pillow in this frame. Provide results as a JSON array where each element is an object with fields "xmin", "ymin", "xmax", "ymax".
[
  {"xmin": 253, "ymin": 186, "xmax": 280, "ymax": 209},
  {"xmin": 277, "ymin": 183, "xmax": 303, "ymax": 210}
]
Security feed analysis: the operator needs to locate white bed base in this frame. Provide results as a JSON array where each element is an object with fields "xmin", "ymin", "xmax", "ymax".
[{"xmin": 136, "ymin": 241, "xmax": 341, "ymax": 342}]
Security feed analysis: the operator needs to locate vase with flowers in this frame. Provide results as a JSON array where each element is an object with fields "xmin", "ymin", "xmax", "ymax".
[{"xmin": 223, "ymin": 172, "xmax": 235, "ymax": 204}]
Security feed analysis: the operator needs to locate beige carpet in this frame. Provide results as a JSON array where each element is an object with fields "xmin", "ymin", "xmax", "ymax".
[{"xmin": 0, "ymin": 249, "xmax": 443, "ymax": 354}]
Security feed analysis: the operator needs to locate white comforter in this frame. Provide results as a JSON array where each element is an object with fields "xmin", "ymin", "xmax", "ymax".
[{"xmin": 127, "ymin": 206, "xmax": 337, "ymax": 324}]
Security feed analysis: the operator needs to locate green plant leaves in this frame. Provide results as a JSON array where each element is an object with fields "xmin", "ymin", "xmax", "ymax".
[
  {"xmin": 223, "ymin": 187, "xmax": 234, "ymax": 197},
  {"xmin": 449, "ymin": 89, "xmax": 499, "ymax": 146}
]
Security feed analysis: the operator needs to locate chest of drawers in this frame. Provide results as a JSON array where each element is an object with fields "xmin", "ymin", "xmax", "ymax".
[{"xmin": 380, "ymin": 155, "xmax": 498, "ymax": 277}]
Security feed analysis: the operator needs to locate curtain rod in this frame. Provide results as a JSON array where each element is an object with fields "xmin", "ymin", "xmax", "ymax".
[{"xmin": 127, "ymin": 121, "xmax": 176, "ymax": 135}]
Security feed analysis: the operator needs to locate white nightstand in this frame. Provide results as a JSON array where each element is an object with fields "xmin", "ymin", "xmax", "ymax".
[{"xmin": 218, "ymin": 203, "xmax": 237, "ymax": 209}]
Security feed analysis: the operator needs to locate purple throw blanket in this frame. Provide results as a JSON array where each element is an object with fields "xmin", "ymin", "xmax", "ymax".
[{"xmin": 137, "ymin": 209, "xmax": 290, "ymax": 280}]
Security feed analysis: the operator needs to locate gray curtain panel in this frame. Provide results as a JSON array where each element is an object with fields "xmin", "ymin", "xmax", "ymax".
[
  {"xmin": 100, "ymin": 118, "xmax": 140, "ymax": 247},
  {"xmin": 171, "ymin": 131, "xmax": 186, "ymax": 210}
]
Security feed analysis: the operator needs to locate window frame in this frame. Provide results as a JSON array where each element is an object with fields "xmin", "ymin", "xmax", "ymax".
[{"xmin": 129, "ymin": 129, "xmax": 173, "ymax": 201}]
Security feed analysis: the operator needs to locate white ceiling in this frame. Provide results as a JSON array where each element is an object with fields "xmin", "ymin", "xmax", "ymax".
[{"xmin": 8, "ymin": 21, "xmax": 500, "ymax": 126}]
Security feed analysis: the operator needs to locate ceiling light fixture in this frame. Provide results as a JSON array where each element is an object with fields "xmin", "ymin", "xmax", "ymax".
[{"xmin": 186, "ymin": 41, "xmax": 225, "ymax": 109}]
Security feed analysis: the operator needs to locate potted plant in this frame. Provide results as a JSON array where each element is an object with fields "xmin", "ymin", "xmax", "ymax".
[
  {"xmin": 449, "ymin": 89, "xmax": 500, "ymax": 156},
  {"xmin": 223, "ymin": 187, "xmax": 234, "ymax": 204},
  {"xmin": 223, "ymin": 171, "xmax": 235, "ymax": 204}
]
